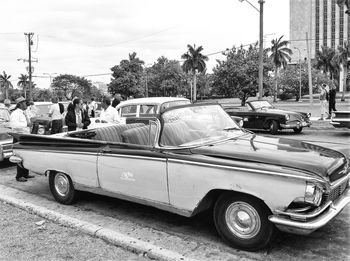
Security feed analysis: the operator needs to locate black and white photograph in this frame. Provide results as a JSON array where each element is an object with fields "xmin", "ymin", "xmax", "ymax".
[{"xmin": 0, "ymin": 0, "xmax": 349, "ymax": 260}]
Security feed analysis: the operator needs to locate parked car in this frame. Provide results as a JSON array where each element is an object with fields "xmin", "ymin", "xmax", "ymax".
[
  {"xmin": 10, "ymin": 103, "xmax": 350, "ymax": 251},
  {"xmin": 330, "ymin": 111, "xmax": 350, "ymax": 129},
  {"xmin": 0, "ymin": 126, "xmax": 13, "ymax": 162},
  {"xmin": 224, "ymin": 100, "xmax": 311, "ymax": 134},
  {"xmin": 89, "ymin": 97, "xmax": 191, "ymax": 127}
]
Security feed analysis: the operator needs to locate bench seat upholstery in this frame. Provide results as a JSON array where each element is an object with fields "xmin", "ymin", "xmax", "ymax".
[
  {"xmin": 160, "ymin": 121, "xmax": 202, "ymax": 146},
  {"xmin": 91, "ymin": 123, "xmax": 144, "ymax": 142},
  {"xmin": 121, "ymin": 125, "xmax": 156, "ymax": 145}
]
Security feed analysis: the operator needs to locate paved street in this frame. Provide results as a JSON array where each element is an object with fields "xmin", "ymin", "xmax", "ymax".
[{"xmin": 0, "ymin": 121, "xmax": 349, "ymax": 261}]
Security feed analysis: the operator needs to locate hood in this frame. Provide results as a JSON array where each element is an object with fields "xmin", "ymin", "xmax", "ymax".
[
  {"xmin": 263, "ymin": 108, "xmax": 304, "ymax": 116},
  {"xmin": 190, "ymin": 134, "xmax": 346, "ymax": 180}
]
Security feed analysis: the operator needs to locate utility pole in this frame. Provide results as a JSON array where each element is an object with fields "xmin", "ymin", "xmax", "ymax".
[
  {"xmin": 24, "ymin": 32, "xmax": 34, "ymax": 100},
  {"xmin": 258, "ymin": 0, "xmax": 264, "ymax": 100},
  {"xmin": 306, "ymin": 32, "xmax": 313, "ymax": 106}
]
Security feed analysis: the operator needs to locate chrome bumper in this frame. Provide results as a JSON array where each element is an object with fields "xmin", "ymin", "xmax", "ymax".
[
  {"xmin": 280, "ymin": 121, "xmax": 311, "ymax": 129},
  {"xmin": 269, "ymin": 187, "xmax": 350, "ymax": 235},
  {"xmin": 0, "ymin": 144, "xmax": 13, "ymax": 161}
]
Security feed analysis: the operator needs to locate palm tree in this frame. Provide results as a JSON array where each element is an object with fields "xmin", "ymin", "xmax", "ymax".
[
  {"xmin": 0, "ymin": 71, "xmax": 13, "ymax": 99},
  {"xmin": 315, "ymin": 46, "xmax": 337, "ymax": 79},
  {"xmin": 337, "ymin": 0, "xmax": 350, "ymax": 14},
  {"xmin": 181, "ymin": 44, "xmax": 208, "ymax": 101},
  {"xmin": 17, "ymin": 74, "xmax": 29, "ymax": 99},
  {"xmin": 266, "ymin": 36, "xmax": 292, "ymax": 102},
  {"xmin": 334, "ymin": 41, "xmax": 350, "ymax": 101}
]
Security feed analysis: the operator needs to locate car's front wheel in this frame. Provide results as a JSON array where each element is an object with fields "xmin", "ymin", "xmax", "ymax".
[
  {"xmin": 293, "ymin": 127, "xmax": 303, "ymax": 134},
  {"xmin": 213, "ymin": 193, "xmax": 276, "ymax": 251},
  {"xmin": 49, "ymin": 172, "xmax": 78, "ymax": 205},
  {"xmin": 269, "ymin": 120, "xmax": 279, "ymax": 134}
]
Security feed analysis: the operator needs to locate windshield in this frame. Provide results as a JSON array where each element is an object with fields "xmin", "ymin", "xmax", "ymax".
[
  {"xmin": 160, "ymin": 104, "xmax": 243, "ymax": 147},
  {"xmin": 250, "ymin": 100, "xmax": 273, "ymax": 110}
]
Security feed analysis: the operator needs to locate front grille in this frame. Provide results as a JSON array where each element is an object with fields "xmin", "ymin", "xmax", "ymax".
[
  {"xmin": 2, "ymin": 144, "xmax": 13, "ymax": 151},
  {"xmin": 323, "ymin": 180, "xmax": 348, "ymax": 202}
]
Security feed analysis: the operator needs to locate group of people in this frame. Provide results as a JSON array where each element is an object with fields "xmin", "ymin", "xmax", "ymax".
[{"xmin": 319, "ymin": 81, "xmax": 337, "ymax": 120}]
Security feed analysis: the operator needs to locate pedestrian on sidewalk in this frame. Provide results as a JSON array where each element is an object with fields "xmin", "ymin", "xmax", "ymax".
[
  {"xmin": 319, "ymin": 83, "xmax": 329, "ymax": 120},
  {"xmin": 10, "ymin": 97, "xmax": 35, "ymax": 182},
  {"xmin": 49, "ymin": 97, "xmax": 64, "ymax": 134},
  {"xmin": 327, "ymin": 80, "xmax": 337, "ymax": 119}
]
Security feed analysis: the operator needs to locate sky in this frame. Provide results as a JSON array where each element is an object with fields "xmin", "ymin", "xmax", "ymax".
[{"xmin": 0, "ymin": 0, "xmax": 289, "ymax": 89}]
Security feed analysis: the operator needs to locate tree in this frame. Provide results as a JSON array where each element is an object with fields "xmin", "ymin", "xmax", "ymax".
[
  {"xmin": 315, "ymin": 46, "xmax": 337, "ymax": 79},
  {"xmin": 337, "ymin": 0, "xmax": 350, "ymax": 14},
  {"xmin": 181, "ymin": 44, "xmax": 208, "ymax": 101},
  {"xmin": 31, "ymin": 87, "xmax": 52, "ymax": 101},
  {"xmin": 0, "ymin": 71, "xmax": 13, "ymax": 99},
  {"xmin": 108, "ymin": 52, "xmax": 144, "ymax": 97},
  {"xmin": 17, "ymin": 74, "xmax": 29, "ymax": 99},
  {"xmin": 51, "ymin": 74, "xmax": 93, "ymax": 100},
  {"xmin": 333, "ymin": 41, "xmax": 350, "ymax": 101},
  {"xmin": 145, "ymin": 57, "xmax": 186, "ymax": 97},
  {"xmin": 278, "ymin": 64, "xmax": 327, "ymax": 101},
  {"xmin": 211, "ymin": 44, "xmax": 273, "ymax": 105},
  {"xmin": 266, "ymin": 36, "xmax": 292, "ymax": 102}
]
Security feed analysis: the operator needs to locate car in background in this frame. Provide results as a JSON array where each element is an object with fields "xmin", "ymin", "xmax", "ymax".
[
  {"xmin": 10, "ymin": 103, "xmax": 350, "ymax": 251},
  {"xmin": 0, "ymin": 126, "xmax": 12, "ymax": 162},
  {"xmin": 90, "ymin": 97, "xmax": 191, "ymax": 127},
  {"xmin": 330, "ymin": 111, "xmax": 350, "ymax": 129},
  {"xmin": 224, "ymin": 100, "xmax": 311, "ymax": 134}
]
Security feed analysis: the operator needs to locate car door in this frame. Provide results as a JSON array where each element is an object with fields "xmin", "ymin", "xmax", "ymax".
[{"xmin": 97, "ymin": 140, "xmax": 169, "ymax": 204}]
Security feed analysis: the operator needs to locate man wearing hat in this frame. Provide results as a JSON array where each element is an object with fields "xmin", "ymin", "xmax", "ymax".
[{"xmin": 9, "ymin": 96, "xmax": 34, "ymax": 182}]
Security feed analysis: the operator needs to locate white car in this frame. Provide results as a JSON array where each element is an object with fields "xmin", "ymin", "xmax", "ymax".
[{"xmin": 115, "ymin": 97, "xmax": 191, "ymax": 122}]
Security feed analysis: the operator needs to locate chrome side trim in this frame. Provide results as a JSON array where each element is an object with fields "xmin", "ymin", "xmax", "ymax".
[
  {"xmin": 168, "ymin": 158, "xmax": 325, "ymax": 183},
  {"xmin": 101, "ymin": 153, "xmax": 166, "ymax": 162},
  {"xmin": 74, "ymin": 183, "xmax": 192, "ymax": 217},
  {"xmin": 14, "ymin": 148, "xmax": 98, "ymax": 156},
  {"xmin": 269, "ymin": 187, "xmax": 350, "ymax": 235}
]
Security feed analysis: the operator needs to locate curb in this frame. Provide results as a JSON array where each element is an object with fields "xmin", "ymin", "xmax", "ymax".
[{"xmin": 0, "ymin": 189, "xmax": 198, "ymax": 261}]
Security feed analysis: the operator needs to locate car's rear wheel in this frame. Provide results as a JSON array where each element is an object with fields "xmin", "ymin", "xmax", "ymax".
[
  {"xmin": 269, "ymin": 120, "xmax": 279, "ymax": 135},
  {"xmin": 49, "ymin": 172, "xmax": 77, "ymax": 204},
  {"xmin": 213, "ymin": 193, "xmax": 276, "ymax": 251},
  {"xmin": 293, "ymin": 127, "xmax": 303, "ymax": 134}
]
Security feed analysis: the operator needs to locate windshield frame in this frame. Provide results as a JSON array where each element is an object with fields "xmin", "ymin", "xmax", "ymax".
[{"xmin": 157, "ymin": 103, "xmax": 244, "ymax": 149}]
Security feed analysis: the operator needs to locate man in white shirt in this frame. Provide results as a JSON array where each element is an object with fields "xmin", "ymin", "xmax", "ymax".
[
  {"xmin": 49, "ymin": 97, "xmax": 64, "ymax": 134},
  {"xmin": 100, "ymin": 97, "xmax": 120, "ymax": 124},
  {"xmin": 10, "ymin": 96, "xmax": 34, "ymax": 182},
  {"xmin": 10, "ymin": 97, "xmax": 31, "ymax": 132}
]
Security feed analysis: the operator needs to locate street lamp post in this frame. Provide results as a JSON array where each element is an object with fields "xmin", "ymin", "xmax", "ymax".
[
  {"xmin": 293, "ymin": 47, "xmax": 302, "ymax": 102},
  {"xmin": 43, "ymin": 73, "xmax": 58, "ymax": 85},
  {"xmin": 239, "ymin": 0, "xmax": 265, "ymax": 100}
]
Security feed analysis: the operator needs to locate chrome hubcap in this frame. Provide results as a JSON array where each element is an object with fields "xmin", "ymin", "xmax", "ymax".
[
  {"xmin": 54, "ymin": 173, "xmax": 69, "ymax": 197},
  {"xmin": 225, "ymin": 202, "xmax": 261, "ymax": 239}
]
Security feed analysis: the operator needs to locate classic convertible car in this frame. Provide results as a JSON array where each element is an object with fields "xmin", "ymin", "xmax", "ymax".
[
  {"xmin": 10, "ymin": 103, "xmax": 350, "ymax": 251},
  {"xmin": 224, "ymin": 100, "xmax": 311, "ymax": 134}
]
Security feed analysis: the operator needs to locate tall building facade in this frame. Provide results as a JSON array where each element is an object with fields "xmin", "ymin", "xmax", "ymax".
[{"xmin": 290, "ymin": 0, "xmax": 349, "ymax": 63}]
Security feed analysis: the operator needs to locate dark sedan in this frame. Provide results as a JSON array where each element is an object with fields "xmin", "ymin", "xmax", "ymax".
[{"xmin": 224, "ymin": 100, "xmax": 311, "ymax": 134}]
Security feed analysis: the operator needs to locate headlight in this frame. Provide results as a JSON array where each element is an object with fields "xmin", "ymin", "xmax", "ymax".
[
  {"xmin": 38, "ymin": 128, "xmax": 45, "ymax": 135},
  {"xmin": 285, "ymin": 114, "xmax": 290, "ymax": 121},
  {"xmin": 305, "ymin": 183, "xmax": 323, "ymax": 206},
  {"xmin": 307, "ymin": 113, "xmax": 311, "ymax": 118},
  {"xmin": 239, "ymin": 119, "xmax": 244, "ymax": 127}
]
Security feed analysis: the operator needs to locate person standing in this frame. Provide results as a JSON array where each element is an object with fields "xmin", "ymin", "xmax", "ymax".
[
  {"xmin": 319, "ymin": 84, "xmax": 329, "ymax": 120},
  {"xmin": 0, "ymin": 99, "xmax": 11, "ymax": 122},
  {"xmin": 100, "ymin": 97, "xmax": 120, "ymax": 123},
  {"xmin": 10, "ymin": 96, "xmax": 34, "ymax": 182},
  {"xmin": 65, "ymin": 98, "xmax": 90, "ymax": 131},
  {"xmin": 89, "ymin": 98, "xmax": 97, "ymax": 118},
  {"xmin": 49, "ymin": 97, "xmax": 64, "ymax": 134},
  {"xmin": 327, "ymin": 81, "xmax": 337, "ymax": 119}
]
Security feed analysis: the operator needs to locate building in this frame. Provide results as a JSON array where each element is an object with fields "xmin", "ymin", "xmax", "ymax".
[{"xmin": 290, "ymin": 0, "xmax": 350, "ymax": 63}]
